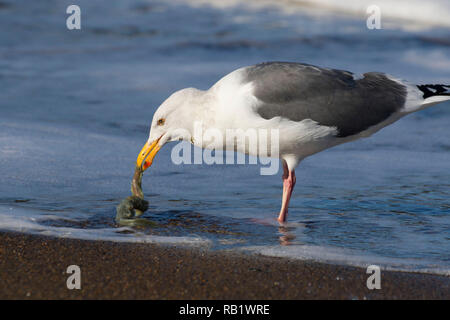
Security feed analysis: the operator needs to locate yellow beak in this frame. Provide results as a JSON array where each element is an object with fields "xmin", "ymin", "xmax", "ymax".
[{"xmin": 136, "ymin": 137, "xmax": 162, "ymax": 171}]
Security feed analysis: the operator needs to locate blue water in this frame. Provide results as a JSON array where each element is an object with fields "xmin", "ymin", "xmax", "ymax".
[{"xmin": 0, "ymin": 0, "xmax": 449, "ymax": 274}]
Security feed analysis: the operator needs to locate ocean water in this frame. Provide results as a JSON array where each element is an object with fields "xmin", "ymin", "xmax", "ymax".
[{"xmin": 0, "ymin": 0, "xmax": 449, "ymax": 275}]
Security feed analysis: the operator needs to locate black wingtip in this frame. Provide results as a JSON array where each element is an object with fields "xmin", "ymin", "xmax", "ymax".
[{"xmin": 417, "ymin": 84, "xmax": 450, "ymax": 99}]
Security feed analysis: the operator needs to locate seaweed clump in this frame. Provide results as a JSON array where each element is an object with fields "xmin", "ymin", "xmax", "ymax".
[{"xmin": 116, "ymin": 166, "xmax": 156, "ymax": 227}]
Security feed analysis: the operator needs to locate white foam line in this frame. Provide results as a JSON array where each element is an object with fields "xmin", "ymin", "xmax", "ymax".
[
  {"xmin": 0, "ymin": 206, "xmax": 211, "ymax": 247},
  {"xmin": 241, "ymin": 245, "xmax": 450, "ymax": 276}
]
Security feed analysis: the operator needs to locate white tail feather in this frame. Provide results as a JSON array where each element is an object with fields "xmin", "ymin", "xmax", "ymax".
[{"xmin": 422, "ymin": 95, "xmax": 450, "ymax": 107}]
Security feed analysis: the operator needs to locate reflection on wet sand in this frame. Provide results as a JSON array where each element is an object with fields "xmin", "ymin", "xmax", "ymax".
[{"xmin": 278, "ymin": 226, "xmax": 296, "ymax": 246}]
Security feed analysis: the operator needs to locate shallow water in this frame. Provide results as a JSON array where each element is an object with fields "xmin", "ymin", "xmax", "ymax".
[{"xmin": 0, "ymin": 0, "xmax": 449, "ymax": 275}]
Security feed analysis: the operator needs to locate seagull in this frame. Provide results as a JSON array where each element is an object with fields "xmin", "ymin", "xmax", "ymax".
[{"xmin": 136, "ymin": 62, "xmax": 450, "ymax": 222}]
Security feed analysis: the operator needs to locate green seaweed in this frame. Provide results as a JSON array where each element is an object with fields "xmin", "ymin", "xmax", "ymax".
[
  {"xmin": 116, "ymin": 217, "xmax": 158, "ymax": 228},
  {"xmin": 116, "ymin": 166, "xmax": 157, "ymax": 227}
]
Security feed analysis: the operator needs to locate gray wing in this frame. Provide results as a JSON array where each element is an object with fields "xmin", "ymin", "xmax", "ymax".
[{"xmin": 244, "ymin": 62, "xmax": 407, "ymax": 137}]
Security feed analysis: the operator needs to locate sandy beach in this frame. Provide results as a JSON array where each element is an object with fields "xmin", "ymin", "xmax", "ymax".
[{"xmin": 0, "ymin": 231, "xmax": 448, "ymax": 300}]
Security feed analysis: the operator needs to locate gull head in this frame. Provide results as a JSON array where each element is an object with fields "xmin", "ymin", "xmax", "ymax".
[{"xmin": 136, "ymin": 88, "xmax": 201, "ymax": 171}]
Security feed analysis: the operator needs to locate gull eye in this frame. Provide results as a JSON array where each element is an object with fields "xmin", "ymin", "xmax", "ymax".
[{"xmin": 157, "ymin": 118, "xmax": 165, "ymax": 126}]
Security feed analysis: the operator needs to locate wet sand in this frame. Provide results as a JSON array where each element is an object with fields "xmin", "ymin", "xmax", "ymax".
[{"xmin": 0, "ymin": 231, "xmax": 448, "ymax": 299}]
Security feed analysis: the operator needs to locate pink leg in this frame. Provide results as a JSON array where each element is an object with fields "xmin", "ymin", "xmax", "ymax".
[{"xmin": 278, "ymin": 161, "xmax": 296, "ymax": 223}]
